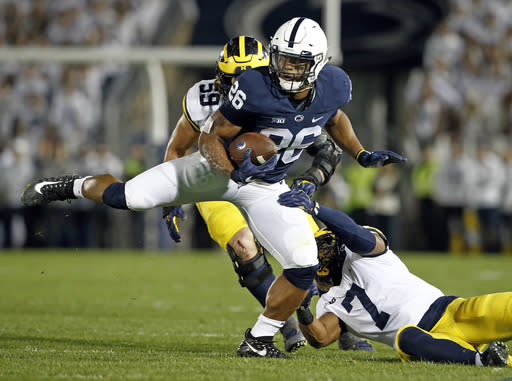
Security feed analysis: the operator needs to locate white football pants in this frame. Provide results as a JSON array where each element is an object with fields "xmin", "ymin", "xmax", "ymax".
[{"xmin": 124, "ymin": 151, "xmax": 318, "ymax": 269}]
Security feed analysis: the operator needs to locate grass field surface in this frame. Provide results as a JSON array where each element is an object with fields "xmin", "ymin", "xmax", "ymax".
[{"xmin": 1, "ymin": 250, "xmax": 511, "ymax": 381}]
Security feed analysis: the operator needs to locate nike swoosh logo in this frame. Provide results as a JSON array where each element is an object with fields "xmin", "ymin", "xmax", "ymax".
[
  {"xmin": 246, "ymin": 342, "xmax": 267, "ymax": 357},
  {"xmin": 34, "ymin": 181, "xmax": 60, "ymax": 194},
  {"xmin": 312, "ymin": 116, "xmax": 324, "ymax": 123}
]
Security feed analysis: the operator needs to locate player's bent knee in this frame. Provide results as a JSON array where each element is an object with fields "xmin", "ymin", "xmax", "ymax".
[
  {"xmin": 283, "ymin": 265, "xmax": 319, "ymax": 290},
  {"xmin": 102, "ymin": 182, "xmax": 128, "ymax": 209},
  {"xmin": 396, "ymin": 325, "xmax": 424, "ymax": 360},
  {"xmin": 227, "ymin": 245, "xmax": 273, "ymax": 288},
  {"xmin": 228, "ymin": 228, "xmax": 258, "ymax": 261}
]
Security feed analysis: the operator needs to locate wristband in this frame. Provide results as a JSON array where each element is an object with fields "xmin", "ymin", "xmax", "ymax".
[
  {"xmin": 355, "ymin": 149, "xmax": 368, "ymax": 161},
  {"xmin": 296, "ymin": 306, "xmax": 314, "ymax": 325}
]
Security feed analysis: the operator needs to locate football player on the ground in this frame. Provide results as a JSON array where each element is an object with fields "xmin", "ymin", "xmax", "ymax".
[
  {"xmin": 163, "ymin": 35, "xmax": 373, "ymax": 353},
  {"xmin": 278, "ymin": 188, "xmax": 512, "ymax": 367},
  {"xmin": 21, "ymin": 18, "xmax": 405, "ymax": 358}
]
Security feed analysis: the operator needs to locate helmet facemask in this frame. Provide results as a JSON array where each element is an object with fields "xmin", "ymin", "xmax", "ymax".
[
  {"xmin": 314, "ymin": 229, "xmax": 346, "ymax": 292},
  {"xmin": 270, "ymin": 48, "xmax": 324, "ymax": 93}
]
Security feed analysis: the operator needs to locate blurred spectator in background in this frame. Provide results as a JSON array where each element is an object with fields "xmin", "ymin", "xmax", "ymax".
[
  {"xmin": 404, "ymin": 70, "xmax": 444, "ymax": 149},
  {"xmin": 434, "ymin": 140, "xmax": 473, "ymax": 254},
  {"xmin": 503, "ymin": 147, "xmax": 512, "ymax": 254},
  {"xmin": 0, "ymin": 139, "xmax": 34, "ymax": 247},
  {"xmin": 123, "ymin": 142, "xmax": 145, "ymax": 181},
  {"xmin": 403, "ymin": 0, "xmax": 512, "ymax": 253},
  {"xmin": 411, "ymin": 145, "xmax": 441, "ymax": 251},
  {"xmin": 423, "ymin": 20, "xmax": 464, "ymax": 70},
  {"xmin": 50, "ymin": 66, "xmax": 97, "ymax": 152},
  {"xmin": 342, "ymin": 162, "xmax": 377, "ymax": 228},
  {"xmin": 1, "ymin": 0, "xmax": 510, "ymax": 252},
  {"xmin": 469, "ymin": 141, "xmax": 506, "ymax": 253},
  {"xmin": 370, "ymin": 164, "xmax": 402, "ymax": 247},
  {"xmin": 0, "ymin": 0, "xmax": 167, "ymax": 249}
]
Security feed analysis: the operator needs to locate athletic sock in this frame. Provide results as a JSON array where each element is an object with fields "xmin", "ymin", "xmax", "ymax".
[
  {"xmin": 73, "ymin": 176, "xmax": 91, "ymax": 198},
  {"xmin": 251, "ymin": 314, "xmax": 285, "ymax": 338}
]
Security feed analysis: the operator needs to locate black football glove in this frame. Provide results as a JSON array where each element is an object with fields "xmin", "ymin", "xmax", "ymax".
[
  {"xmin": 231, "ymin": 149, "xmax": 278, "ymax": 185},
  {"xmin": 278, "ymin": 189, "xmax": 319, "ymax": 215},
  {"xmin": 290, "ymin": 179, "xmax": 317, "ymax": 197},
  {"xmin": 162, "ymin": 205, "xmax": 185, "ymax": 243},
  {"xmin": 356, "ymin": 149, "xmax": 407, "ymax": 168}
]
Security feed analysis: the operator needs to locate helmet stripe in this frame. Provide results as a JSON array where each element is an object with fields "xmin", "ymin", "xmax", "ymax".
[
  {"xmin": 239, "ymin": 35, "xmax": 245, "ymax": 58},
  {"xmin": 288, "ymin": 17, "xmax": 306, "ymax": 48},
  {"xmin": 226, "ymin": 37, "xmax": 240, "ymax": 58}
]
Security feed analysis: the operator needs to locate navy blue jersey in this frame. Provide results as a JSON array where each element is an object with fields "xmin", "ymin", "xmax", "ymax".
[{"xmin": 220, "ymin": 64, "xmax": 352, "ymax": 183}]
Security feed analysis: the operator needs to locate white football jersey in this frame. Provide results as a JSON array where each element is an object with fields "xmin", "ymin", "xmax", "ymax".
[
  {"xmin": 316, "ymin": 248, "xmax": 444, "ymax": 348},
  {"xmin": 183, "ymin": 79, "xmax": 222, "ymax": 132}
]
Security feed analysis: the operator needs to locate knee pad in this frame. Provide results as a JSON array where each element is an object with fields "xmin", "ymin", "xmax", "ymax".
[
  {"xmin": 227, "ymin": 243, "xmax": 273, "ymax": 289},
  {"xmin": 283, "ymin": 265, "xmax": 319, "ymax": 290},
  {"xmin": 102, "ymin": 182, "xmax": 128, "ymax": 209}
]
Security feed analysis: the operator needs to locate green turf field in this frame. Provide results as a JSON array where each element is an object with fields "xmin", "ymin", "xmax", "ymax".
[{"xmin": 1, "ymin": 250, "xmax": 511, "ymax": 381}]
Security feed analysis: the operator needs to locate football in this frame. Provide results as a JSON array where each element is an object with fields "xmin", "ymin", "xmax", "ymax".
[{"xmin": 228, "ymin": 132, "xmax": 278, "ymax": 167}]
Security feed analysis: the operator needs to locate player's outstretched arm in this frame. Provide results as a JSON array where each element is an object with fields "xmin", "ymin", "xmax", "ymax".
[
  {"xmin": 325, "ymin": 109, "xmax": 407, "ymax": 167},
  {"xmin": 278, "ymin": 191, "xmax": 386, "ymax": 254},
  {"xmin": 298, "ymin": 310, "xmax": 341, "ymax": 349},
  {"xmin": 324, "ymin": 109, "xmax": 364, "ymax": 159}
]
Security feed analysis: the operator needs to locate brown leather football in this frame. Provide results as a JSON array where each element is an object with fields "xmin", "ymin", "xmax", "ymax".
[{"xmin": 228, "ymin": 132, "xmax": 278, "ymax": 167}]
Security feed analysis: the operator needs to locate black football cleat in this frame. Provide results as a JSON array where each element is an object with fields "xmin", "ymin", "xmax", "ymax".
[
  {"xmin": 481, "ymin": 341, "xmax": 509, "ymax": 367},
  {"xmin": 237, "ymin": 328, "xmax": 288, "ymax": 358},
  {"xmin": 281, "ymin": 316, "xmax": 307, "ymax": 352},
  {"xmin": 21, "ymin": 175, "xmax": 80, "ymax": 207}
]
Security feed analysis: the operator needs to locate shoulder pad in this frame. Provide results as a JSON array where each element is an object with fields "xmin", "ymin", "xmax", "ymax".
[{"xmin": 320, "ymin": 65, "xmax": 352, "ymax": 107}]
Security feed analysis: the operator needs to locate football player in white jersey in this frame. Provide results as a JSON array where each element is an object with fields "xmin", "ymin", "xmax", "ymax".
[
  {"xmin": 278, "ymin": 189, "xmax": 512, "ymax": 366},
  {"xmin": 163, "ymin": 35, "xmax": 373, "ymax": 353}
]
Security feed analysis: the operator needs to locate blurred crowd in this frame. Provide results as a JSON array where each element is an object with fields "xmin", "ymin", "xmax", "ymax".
[
  {"xmin": 405, "ymin": 0, "xmax": 512, "ymax": 254},
  {"xmin": 0, "ymin": 0, "xmax": 511, "ymax": 254},
  {"xmin": 320, "ymin": 0, "xmax": 512, "ymax": 254},
  {"xmin": 0, "ymin": 0, "xmax": 165, "ymax": 248}
]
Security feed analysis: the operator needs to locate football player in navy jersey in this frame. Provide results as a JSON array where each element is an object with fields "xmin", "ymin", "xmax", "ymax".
[
  {"xmin": 21, "ymin": 17, "xmax": 405, "ymax": 358},
  {"xmin": 278, "ymin": 188, "xmax": 512, "ymax": 367},
  {"xmin": 163, "ymin": 35, "xmax": 374, "ymax": 353},
  {"xmin": 163, "ymin": 35, "xmax": 338, "ymax": 353},
  {"xmin": 199, "ymin": 17, "xmax": 406, "ymax": 358}
]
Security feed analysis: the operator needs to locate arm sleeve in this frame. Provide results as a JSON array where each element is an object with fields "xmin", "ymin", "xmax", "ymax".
[{"xmin": 316, "ymin": 205, "xmax": 376, "ymax": 254}]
